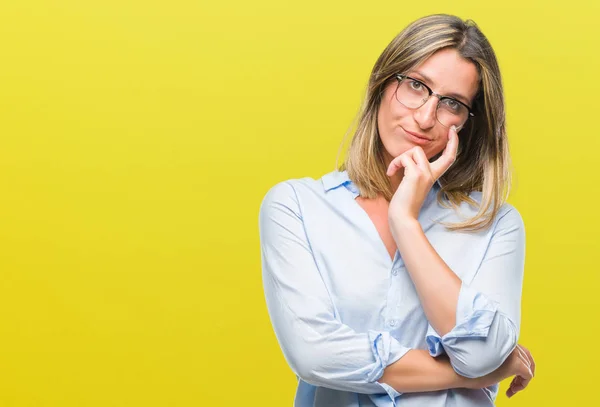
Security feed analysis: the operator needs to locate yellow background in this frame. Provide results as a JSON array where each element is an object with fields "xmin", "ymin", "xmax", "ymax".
[{"xmin": 0, "ymin": 0, "xmax": 598, "ymax": 405}]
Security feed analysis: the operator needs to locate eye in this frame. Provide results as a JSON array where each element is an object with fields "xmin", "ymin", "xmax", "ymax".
[
  {"xmin": 409, "ymin": 80, "xmax": 423, "ymax": 90},
  {"xmin": 441, "ymin": 98, "xmax": 460, "ymax": 111}
]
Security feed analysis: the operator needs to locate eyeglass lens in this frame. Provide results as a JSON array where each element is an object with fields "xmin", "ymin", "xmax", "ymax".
[{"xmin": 395, "ymin": 78, "xmax": 469, "ymax": 128}]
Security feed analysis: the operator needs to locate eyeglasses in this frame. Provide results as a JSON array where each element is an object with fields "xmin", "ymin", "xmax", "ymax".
[{"xmin": 394, "ymin": 74, "xmax": 475, "ymax": 129}]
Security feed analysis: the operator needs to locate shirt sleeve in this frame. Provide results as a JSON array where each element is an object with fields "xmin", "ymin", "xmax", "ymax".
[
  {"xmin": 259, "ymin": 181, "xmax": 410, "ymax": 398},
  {"xmin": 425, "ymin": 207, "xmax": 525, "ymax": 378}
]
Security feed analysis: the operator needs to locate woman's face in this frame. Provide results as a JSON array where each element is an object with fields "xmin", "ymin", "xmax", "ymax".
[{"xmin": 377, "ymin": 48, "xmax": 480, "ymax": 164}]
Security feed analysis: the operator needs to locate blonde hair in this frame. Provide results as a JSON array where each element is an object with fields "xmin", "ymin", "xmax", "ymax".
[{"xmin": 337, "ymin": 14, "xmax": 512, "ymax": 232}]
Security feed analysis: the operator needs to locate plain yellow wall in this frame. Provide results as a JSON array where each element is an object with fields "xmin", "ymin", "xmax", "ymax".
[{"xmin": 0, "ymin": 0, "xmax": 598, "ymax": 405}]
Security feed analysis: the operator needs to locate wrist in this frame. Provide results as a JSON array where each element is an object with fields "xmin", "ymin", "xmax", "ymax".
[
  {"xmin": 460, "ymin": 375, "xmax": 483, "ymax": 390},
  {"xmin": 460, "ymin": 367, "xmax": 506, "ymax": 390},
  {"xmin": 389, "ymin": 215, "xmax": 421, "ymax": 235}
]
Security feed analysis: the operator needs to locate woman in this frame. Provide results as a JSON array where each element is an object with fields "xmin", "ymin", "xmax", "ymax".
[{"xmin": 259, "ymin": 14, "xmax": 535, "ymax": 407}]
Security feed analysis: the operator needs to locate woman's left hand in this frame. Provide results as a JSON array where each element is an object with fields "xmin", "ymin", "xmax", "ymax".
[{"xmin": 386, "ymin": 125, "xmax": 459, "ymax": 222}]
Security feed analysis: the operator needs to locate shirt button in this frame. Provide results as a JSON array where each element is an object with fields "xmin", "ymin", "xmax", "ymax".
[
  {"xmin": 391, "ymin": 268, "xmax": 399, "ymax": 276},
  {"xmin": 388, "ymin": 319, "xmax": 397, "ymax": 327}
]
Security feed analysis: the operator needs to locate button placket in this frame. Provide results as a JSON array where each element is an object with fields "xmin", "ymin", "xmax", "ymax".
[{"xmin": 385, "ymin": 264, "xmax": 403, "ymax": 329}]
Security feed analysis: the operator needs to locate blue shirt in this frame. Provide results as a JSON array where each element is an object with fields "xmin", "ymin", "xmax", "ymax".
[{"xmin": 258, "ymin": 169, "xmax": 525, "ymax": 406}]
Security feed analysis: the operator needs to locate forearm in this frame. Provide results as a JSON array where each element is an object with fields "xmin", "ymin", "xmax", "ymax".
[
  {"xmin": 390, "ymin": 217, "xmax": 461, "ymax": 336},
  {"xmin": 378, "ymin": 349, "xmax": 467, "ymax": 393},
  {"xmin": 379, "ymin": 349, "xmax": 507, "ymax": 393}
]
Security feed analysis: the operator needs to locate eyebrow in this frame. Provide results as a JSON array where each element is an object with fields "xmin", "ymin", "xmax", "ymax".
[{"xmin": 410, "ymin": 71, "xmax": 471, "ymax": 105}]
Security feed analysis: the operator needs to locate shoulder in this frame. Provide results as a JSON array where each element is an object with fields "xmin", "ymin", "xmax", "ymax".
[
  {"xmin": 445, "ymin": 190, "xmax": 525, "ymax": 231},
  {"xmin": 260, "ymin": 169, "xmax": 341, "ymax": 205},
  {"xmin": 260, "ymin": 176, "xmax": 321, "ymax": 202},
  {"xmin": 259, "ymin": 174, "xmax": 329, "ymax": 217},
  {"xmin": 467, "ymin": 194, "xmax": 525, "ymax": 237},
  {"xmin": 493, "ymin": 203, "xmax": 525, "ymax": 236}
]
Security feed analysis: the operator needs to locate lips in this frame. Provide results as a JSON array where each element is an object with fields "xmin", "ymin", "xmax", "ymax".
[
  {"xmin": 402, "ymin": 128, "xmax": 431, "ymax": 140},
  {"xmin": 401, "ymin": 127, "xmax": 433, "ymax": 145}
]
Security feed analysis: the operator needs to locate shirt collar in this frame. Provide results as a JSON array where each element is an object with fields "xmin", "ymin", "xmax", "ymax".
[
  {"xmin": 322, "ymin": 170, "xmax": 351, "ymax": 192},
  {"xmin": 321, "ymin": 170, "xmax": 443, "ymax": 194}
]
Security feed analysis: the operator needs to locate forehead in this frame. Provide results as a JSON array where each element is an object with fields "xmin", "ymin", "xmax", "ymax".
[{"xmin": 408, "ymin": 48, "xmax": 479, "ymax": 102}]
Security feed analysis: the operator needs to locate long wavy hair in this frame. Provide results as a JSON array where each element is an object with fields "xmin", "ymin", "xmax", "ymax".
[{"xmin": 337, "ymin": 14, "xmax": 512, "ymax": 232}]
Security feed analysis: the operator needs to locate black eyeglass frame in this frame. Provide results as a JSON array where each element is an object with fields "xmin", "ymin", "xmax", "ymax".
[{"xmin": 394, "ymin": 74, "xmax": 476, "ymax": 120}]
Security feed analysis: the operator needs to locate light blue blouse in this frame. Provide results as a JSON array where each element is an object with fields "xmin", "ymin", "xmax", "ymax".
[{"xmin": 258, "ymin": 169, "xmax": 525, "ymax": 406}]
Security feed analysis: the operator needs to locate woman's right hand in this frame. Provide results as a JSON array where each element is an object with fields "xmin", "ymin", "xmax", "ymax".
[{"xmin": 465, "ymin": 343, "xmax": 535, "ymax": 397}]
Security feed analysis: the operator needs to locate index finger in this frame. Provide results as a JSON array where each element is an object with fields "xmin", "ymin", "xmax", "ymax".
[{"xmin": 430, "ymin": 125, "xmax": 459, "ymax": 180}]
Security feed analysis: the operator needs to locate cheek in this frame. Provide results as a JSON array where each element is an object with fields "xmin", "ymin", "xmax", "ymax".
[
  {"xmin": 435, "ymin": 137, "xmax": 449, "ymax": 151},
  {"xmin": 427, "ymin": 138, "xmax": 449, "ymax": 160},
  {"xmin": 379, "ymin": 84, "xmax": 408, "ymax": 122},
  {"xmin": 378, "ymin": 93, "xmax": 397, "ymax": 126}
]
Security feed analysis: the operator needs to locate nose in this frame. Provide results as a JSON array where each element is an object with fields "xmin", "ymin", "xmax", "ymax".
[{"xmin": 413, "ymin": 96, "xmax": 438, "ymax": 130}]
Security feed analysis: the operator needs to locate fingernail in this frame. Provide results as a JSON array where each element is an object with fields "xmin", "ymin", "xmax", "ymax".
[{"xmin": 450, "ymin": 125, "xmax": 457, "ymax": 132}]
